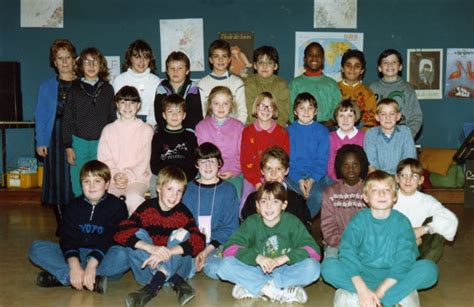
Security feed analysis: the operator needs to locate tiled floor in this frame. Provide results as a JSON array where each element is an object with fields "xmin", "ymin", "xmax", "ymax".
[{"xmin": 0, "ymin": 201, "xmax": 472, "ymax": 306}]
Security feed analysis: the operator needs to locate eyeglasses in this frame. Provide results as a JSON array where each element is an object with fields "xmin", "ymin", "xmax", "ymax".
[
  {"xmin": 83, "ymin": 59, "xmax": 99, "ymax": 66},
  {"xmin": 257, "ymin": 60, "xmax": 275, "ymax": 67},
  {"xmin": 398, "ymin": 173, "xmax": 421, "ymax": 181},
  {"xmin": 258, "ymin": 104, "xmax": 273, "ymax": 112},
  {"xmin": 197, "ymin": 159, "xmax": 218, "ymax": 166}
]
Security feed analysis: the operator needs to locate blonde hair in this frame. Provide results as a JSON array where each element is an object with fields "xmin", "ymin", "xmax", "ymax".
[
  {"xmin": 156, "ymin": 165, "xmax": 187, "ymax": 188},
  {"xmin": 363, "ymin": 170, "xmax": 398, "ymax": 199},
  {"xmin": 205, "ymin": 86, "xmax": 235, "ymax": 117},
  {"xmin": 376, "ymin": 98, "xmax": 400, "ymax": 113},
  {"xmin": 251, "ymin": 92, "xmax": 279, "ymax": 120}
]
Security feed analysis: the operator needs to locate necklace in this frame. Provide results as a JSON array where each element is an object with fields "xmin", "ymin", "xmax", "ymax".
[{"xmin": 58, "ymin": 79, "xmax": 73, "ymax": 101}]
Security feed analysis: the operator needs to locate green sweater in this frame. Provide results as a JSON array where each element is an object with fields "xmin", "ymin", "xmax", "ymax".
[
  {"xmin": 244, "ymin": 74, "xmax": 290, "ymax": 126},
  {"xmin": 223, "ymin": 212, "xmax": 320, "ymax": 265},
  {"xmin": 289, "ymin": 74, "xmax": 341, "ymax": 122}
]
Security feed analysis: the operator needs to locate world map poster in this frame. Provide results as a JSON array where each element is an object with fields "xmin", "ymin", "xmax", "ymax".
[{"xmin": 294, "ymin": 32, "xmax": 363, "ymax": 80}]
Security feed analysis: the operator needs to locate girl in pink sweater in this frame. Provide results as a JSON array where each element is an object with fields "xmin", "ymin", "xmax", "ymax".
[{"xmin": 98, "ymin": 86, "xmax": 154, "ymax": 215}]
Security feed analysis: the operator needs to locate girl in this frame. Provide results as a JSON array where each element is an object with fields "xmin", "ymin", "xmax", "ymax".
[
  {"xmin": 182, "ymin": 142, "xmax": 240, "ymax": 279},
  {"xmin": 321, "ymin": 144, "xmax": 369, "ymax": 258},
  {"xmin": 337, "ymin": 49, "xmax": 377, "ymax": 129},
  {"xmin": 216, "ymin": 182, "xmax": 320, "ymax": 303},
  {"xmin": 63, "ymin": 47, "xmax": 116, "ymax": 197},
  {"xmin": 195, "ymin": 86, "xmax": 244, "ymax": 196},
  {"xmin": 327, "ymin": 99, "xmax": 365, "ymax": 181},
  {"xmin": 97, "ymin": 86, "xmax": 154, "ymax": 215},
  {"xmin": 240, "ymin": 92, "xmax": 289, "ymax": 202},
  {"xmin": 113, "ymin": 39, "xmax": 160, "ymax": 126}
]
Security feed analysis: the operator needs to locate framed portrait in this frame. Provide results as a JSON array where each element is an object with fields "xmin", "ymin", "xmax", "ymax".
[{"xmin": 407, "ymin": 49, "xmax": 443, "ymax": 99}]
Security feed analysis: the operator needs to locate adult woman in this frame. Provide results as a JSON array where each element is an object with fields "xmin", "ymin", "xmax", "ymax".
[{"xmin": 35, "ymin": 39, "xmax": 76, "ymax": 224}]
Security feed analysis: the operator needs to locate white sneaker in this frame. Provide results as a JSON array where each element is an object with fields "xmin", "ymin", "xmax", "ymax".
[
  {"xmin": 397, "ymin": 291, "xmax": 420, "ymax": 307},
  {"xmin": 334, "ymin": 288, "xmax": 359, "ymax": 307},
  {"xmin": 279, "ymin": 286, "xmax": 308, "ymax": 304},
  {"xmin": 232, "ymin": 285, "xmax": 255, "ymax": 299}
]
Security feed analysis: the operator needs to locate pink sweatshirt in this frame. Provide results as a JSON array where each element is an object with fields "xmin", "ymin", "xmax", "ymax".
[{"xmin": 327, "ymin": 128, "xmax": 365, "ymax": 180}]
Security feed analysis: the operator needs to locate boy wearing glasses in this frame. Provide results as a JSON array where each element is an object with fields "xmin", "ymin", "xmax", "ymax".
[
  {"xmin": 244, "ymin": 45, "xmax": 290, "ymax": 126},
  {"xmin": 394, "ymin": 158, "xmax": 458, "ymax": 262},
  {"xmin": 364, "ymin": 98, "xmax": 416, "ymax": 174}
]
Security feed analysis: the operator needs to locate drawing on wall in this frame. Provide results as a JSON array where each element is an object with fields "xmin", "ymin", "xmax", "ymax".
[
  {"xmin": 294, "ymin": 32, "xmax": 363, "ymax": 80},
  {"xmin": 218, "ymin": 32, "xmax": 254, "ymax": 78},
  {"xmin": 21, "ymin": 0, "xmax": 63, "ymax": 28},
  {"xmin": 105, "ymin": 56, "xmax": 120, "ymax": 85},
  {"xmin": 445, "ymin": 48, "xmax": 474, "ymax": 99},
  {"xmin": 314, "ymin": 0, "xmax": 357, "ymax": 29},
  {"xmin": 159, "ymin": 18, "xmax": 204, "ymax": 72},
  {"xmin": 406, "ymin": 49, "xmax": 443, "ymax": 100}
]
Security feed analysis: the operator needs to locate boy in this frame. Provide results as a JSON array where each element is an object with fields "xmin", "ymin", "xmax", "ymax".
[
  {"xmin": 114, "ymin": 165, "xmax": 206, "ymax": 307},
  {"xmin": 241, "ymin": 146, "xmax": 311, "ymax": 228},
  {"xmin": 198, "ymin": 39, "xmax": 247, "ymax": 124},
  {"xmin": 244, "ymin": 45, "xmax": 290, "ymax": 126},
  {"xmin": 154, "ymin": 51, "xmax": 203, "ymax": 131},
  {"xmin": 337, "ymin": 49, "xmax": 377, "ymax": 129},
  {"xmin": 289, "ymin": 42, "xmax": 341, "ymax": 126},
  {"xmin": 150, "ymin": 94, "xmax": 198, "ymax": 185},
  {"xmin": 369, "ymin": 49, "xmax": 422, "ymax": 137},
  {"xmin": 321, "ymin": 171, "xmax": 438, "ymax": 307},
  {"xmin": 217, "ymin": 182, "xmax": 321, "ymax": 304},
  {"xmin": 29, "ymin": 160, "xmax": 129, "ymax": 293},
  {"xmin": 394, "ymin": 158, "xmax": 458, "ymax": 262},
  {"xmin": 364, "ymin": 98, "xmax": 416, "ymax": 175}
]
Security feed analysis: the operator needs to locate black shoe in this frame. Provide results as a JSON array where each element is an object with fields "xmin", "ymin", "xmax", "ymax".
[
  {"xmin": 36, "ymin": 271, "xmax": 63, "ymax": 287},
  {"xmin": 93, "ymin": 276, "xmax": 107, "ymax": 294},
  {"xmin": 125, "ymin": 286, "xmax": 157, "ymax": 307},
  {"xmin": 172, "ymin": 280, "xmax": 195, "ymax": 306}
]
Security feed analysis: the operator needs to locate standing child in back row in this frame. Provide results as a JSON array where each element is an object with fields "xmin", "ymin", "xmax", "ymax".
[
  {"xmin": 370, "ymin": 49, "xmax": 422, "ymax": 137},
  {"xmin": 198, "ymin": 39, "xmax": 247, "ymax": 124},
  {"xmin": 290, "ymin": 42, "xmax": 341, "ymax": 127}
]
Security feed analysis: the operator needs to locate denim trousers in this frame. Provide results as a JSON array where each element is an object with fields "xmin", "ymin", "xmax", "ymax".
[
  {"xmin": 217, "ymin": 256, "xmax": 320, "ymax": 297},
  {"xmin": 287, "ymin": 176, "xmax": 333, "ymax": 218},
  {"xmin": 126, "ymin": 228, "xmax": 194, "ymax": 285},
  {"xmin": 29, "ymin": 240, "xmax": 129, "ymax": 285}
]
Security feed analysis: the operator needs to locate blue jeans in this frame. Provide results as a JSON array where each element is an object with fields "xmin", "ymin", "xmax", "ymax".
[
  {"xmin": 193, "ymin": 248, "xmax": 223, "ymax": 280},
  {"xmin": 28, "ymin": 240, "xmax": 129, "ymax": 285},
  {"xmin": 287, "ymin": 176, "xmax": 333, "ymax": 218},
  {"xmin": 217, "ymin": 256, "xmax": 320, "ymax": 297},
  {"xmin": 126, "ymin": 228, "xmax": 194, "ymax": 285}
]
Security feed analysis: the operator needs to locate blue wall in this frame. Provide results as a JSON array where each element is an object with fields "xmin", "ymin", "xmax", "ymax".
[{"xmin": 1, "ymin": 0, "xmax": 473, "ymax": 171}]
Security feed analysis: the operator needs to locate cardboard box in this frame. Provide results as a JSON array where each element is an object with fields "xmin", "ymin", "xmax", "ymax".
[
  {"xmin": 465, "ymin": 160, "xmax": 474, "ymax": 207},
  {"xmin": 7, "ymin": 172, "xmax": 38, "ymax": 189}
]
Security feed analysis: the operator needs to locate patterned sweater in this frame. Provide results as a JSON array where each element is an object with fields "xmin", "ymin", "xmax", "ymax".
[{"xmin": 338, "ymin": 80, "xmax": 377, "ymax": 128}]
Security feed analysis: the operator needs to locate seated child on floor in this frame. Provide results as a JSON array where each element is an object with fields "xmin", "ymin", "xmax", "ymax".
[
  {"xmin": 29, "ymin": 160, "xmax": 129, "ymax": 294},
  {"xmin": 321, "ymin": 144, "xmax": 369, "ymax": 258},
  {"xmin": 182, "ymin": 142, "xmax": 240, "ymax": 279},
  {"xmin": 114, "ymin": 165, "xmax": 206, "ymax": 306},
  {"xmin": 322, "ymin": 170, "xmax": 438, "ymax": 307},
  {"xmin": 394, "ymin": 158, "xmax": 459, "ymax": 263},
  {"xmin": 217, "ymin": 182, "xmax": 321, "ymax": 304}
]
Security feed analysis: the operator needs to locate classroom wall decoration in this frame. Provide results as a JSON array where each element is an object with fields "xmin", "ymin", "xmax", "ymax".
[
  {"xmin": 446, "ymin": 48, "xmax": 474, "ymax": 99},
  {"xmin": 313, "ymin": 0, "xmax": 357, "ymax": 29},
  {"xmin": 407, "ymin": 49, "xmax": 443, "ymax": 100},
  {"xmin": 218, "ymin": 32, "xmax": 254, "ymax": 79},
  {"xmin": 20, "ymin": 0, "xmax": 63, "ymax": 28}
]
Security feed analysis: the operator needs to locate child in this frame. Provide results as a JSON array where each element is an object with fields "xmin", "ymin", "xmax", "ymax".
[
  {"xmin": 321, "ymin": 171, "xmax": 438, "ymax": 307},
  {"xmin": 182, "ymin": 142, "xmax": 240, "ymax": 279},
  {"xmin": 321, "ymin": 144, "xmax": 369, "ymax": 258},
  {"xmin": 198, "ymin": 39, "xmax": 247, "ymax": 124},
  {"xmin": 364, "ymin": 98, "xmax": 417, "ymax": 175},
  {"xmin": 337, "ymin": 49, "xmax": 377, "ymax": 129},
  {"xmin": 63, "ymin": 47, "xmax": 116, "ymax": 197},
  {"xmin": 394, "ymin": 158, "xmax": 458, "ymax": 262},
  {"xmin": 244, "ymin": 45, "xmax": 290, "ymax": 126},
  {"xmin": 150, "ymin": 94, "xmax": 198, "ymax": 185},
  {"xmin": 98, "ymin": 86, "xmax": 154, "ymax": 215},
  {"xmin": 327, "ymin": 99, "xmax": 365, "ymax": 181},
  {"xmin": 241, "ymin": 146, "xmax": 311, "ymax": 228},
  {"xmin": 29, "ymin": 160, "xmax": 129, "ymax": 293},
  {"xmin": 115, "ymin": 166, "xmax": 205, "ymax": 306},
  {"xmin": 113, "ymin": 39, "xmax": 160, "ymax": 126},
  {"xmin": 369, "ymin": 49, "xmax": 423, "ymax": 137},
  {"xmin": 195, "ymin": 86, "xmax": 244, "ymax": 195},
  {"xmin": 154, "ymin": 51, "xmax": 203, "ymax": 131},
  {"xmin": 287, "ymin": 92, "xmax": 329, "ymax": 218},
  {"xmin": 217, "ymin": 182, "xmax": 321, "ymax": 304},
  {"xmin": 240, "ymin": 92, "xmax": 290, "ymax": 201},
  {"xmin": 289, "ymin": 42, "xmax": 341, "ymax": 126}
]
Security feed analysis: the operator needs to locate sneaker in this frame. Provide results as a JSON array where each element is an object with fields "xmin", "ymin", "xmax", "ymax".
[
  {"xmin": 172, "ymin": 280, "xmax": 195, "ymax": 306},
  {"xmin": 279, "ymin": 287, "xmax": 308, "ymax": 304},
  {"xmin": 232, "ymin": 285, "xmax": 255, "ymax": 300},
  {"xmin": 36, "ymin": 271, "xmax": 62, "ymax": 287},
  {"xmin": 397, "ymin": 291, "xmax": 420, "ymax": 307},
  {"xmin": 93, "ymin": 276, "xmax": 107, "ymax": 294},
  {"xmin": 125, "ymin": 287, "xmax": 156, "ymax": 307},
  {"xmin": 334, "ymin": 288, "xmax": 359, "ymax": 307}
]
